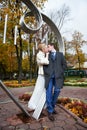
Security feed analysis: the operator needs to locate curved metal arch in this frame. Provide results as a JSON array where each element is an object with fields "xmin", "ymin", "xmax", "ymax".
[
  {"xmin": 20, "ymin": 0, "xmax": 43, "ymax": 33},
  {"xmin": 20, "ymin": 0, "xmax": 64, "ymax": 54}
]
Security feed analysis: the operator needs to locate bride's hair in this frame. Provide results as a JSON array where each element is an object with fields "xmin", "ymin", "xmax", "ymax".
[{"xmin": 38, "ymin": 43, "xmax": 46, "ymax": 51}]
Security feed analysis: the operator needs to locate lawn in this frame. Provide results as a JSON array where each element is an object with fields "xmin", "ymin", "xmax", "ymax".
[{"xmin": 64, "ymin": 77, "xmax": 87, "ymax": 87}]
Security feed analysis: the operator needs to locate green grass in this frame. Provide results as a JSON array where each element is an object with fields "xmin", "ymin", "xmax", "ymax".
[{"xmin": 64, "ymin": 77, "xmax": 87, "ymax": 87}]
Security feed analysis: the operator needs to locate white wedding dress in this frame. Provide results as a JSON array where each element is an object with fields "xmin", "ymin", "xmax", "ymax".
[
  {"xmin": 28, "ymin": 75, "xmax": 46, "ymax": 119},
  {"xmin": 28, "ymin": 51, "xmax": 49, "ymax": 119}
]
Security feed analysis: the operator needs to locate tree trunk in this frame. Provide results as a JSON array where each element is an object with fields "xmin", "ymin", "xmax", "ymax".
[
  {"xmin": 28, "ymin": 35, "xmax": 32, "ymax": 82},
  {"xmin": 78, "ymin": 56, "xmax": 81, "ymax": 70},
  {"xmin": 15, "ymin": 28, "xmax": 22, "ymax": 84}
]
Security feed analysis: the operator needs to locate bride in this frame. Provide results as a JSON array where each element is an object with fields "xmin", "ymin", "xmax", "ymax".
[{"xmin": 28, "ymin": 43, "xmax": 49, "ymax": 119}]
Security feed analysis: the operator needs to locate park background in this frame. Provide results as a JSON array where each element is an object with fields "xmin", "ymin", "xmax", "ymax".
[{"xmin": 0, "ymin": 0, "xmax": 87, "ymax": 85}]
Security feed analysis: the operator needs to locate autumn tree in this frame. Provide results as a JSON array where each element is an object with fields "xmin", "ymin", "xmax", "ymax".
[
  {"xmin": 63, "ymin": 37, "xmax": 71, "ymax": 57},
  {"xmin": 0, "ymin": 0, "xmax": 47, "ymax": 82},
  {"xmin": 0, "ymin": 43, "xmax": 17, "ymax": 79},
  {"xmin": 70, "ymin": 31, "xmax": 86, "ymax": 70}
]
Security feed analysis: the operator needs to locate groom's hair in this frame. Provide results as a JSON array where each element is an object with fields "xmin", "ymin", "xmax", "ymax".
[{"xmin": 48, "ymin": 43, "xmax": 56, "ymax": 49}]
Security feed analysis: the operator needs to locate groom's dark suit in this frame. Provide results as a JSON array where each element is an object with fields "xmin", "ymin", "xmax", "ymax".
[
  {"xmin": 43, "ymin": 51, "xmax": 67, "ymax": 114},
  {"xmin": 43, "ymin": 52, "xmax": 67, "ymax": 89}
]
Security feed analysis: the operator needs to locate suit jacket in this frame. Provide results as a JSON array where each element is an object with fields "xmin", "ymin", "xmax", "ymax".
[
  {"xmin": 43, "ymin": 51, "xmax": 67, "ymax": 89},
  {"xmin": 36, "ymin": 50, "xmax": 49, "ymax": 75}
]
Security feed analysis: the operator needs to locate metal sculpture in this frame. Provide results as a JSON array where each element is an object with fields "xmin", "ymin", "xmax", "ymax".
[
  {"xmin": 20, "ymin": 0, "xmax": 64, "ymax": 54},
  {"xmin": 0, "ymin": 80, "xmax": 30, "ymax": 117},
  {"xmin": 20, "ymin": 0, "xmax": 43, "ymax": 34}
]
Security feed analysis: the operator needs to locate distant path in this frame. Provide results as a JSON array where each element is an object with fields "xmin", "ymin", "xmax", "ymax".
[
  {"xmin": 60, "ymin": 86, "xmax": 87, "ymax": 102},
  {"xmin": 0, "ymin": 86, "xmax": 87, "ymax": 103}
]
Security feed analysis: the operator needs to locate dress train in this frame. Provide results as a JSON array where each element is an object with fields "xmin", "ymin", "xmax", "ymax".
[{"xmin": 28, "ymin": 75, "xmax": 46, "ymax": 119}]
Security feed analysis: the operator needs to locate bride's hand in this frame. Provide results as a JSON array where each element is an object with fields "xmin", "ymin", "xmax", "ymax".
[{"xmin": 46, "ymin": 52, "xmax": 49, "ymax": 58}]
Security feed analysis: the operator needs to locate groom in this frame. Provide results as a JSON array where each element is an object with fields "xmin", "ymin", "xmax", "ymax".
[{"xmin": 43, "ymin": 43, "xmax": 67, "ymax": 121}]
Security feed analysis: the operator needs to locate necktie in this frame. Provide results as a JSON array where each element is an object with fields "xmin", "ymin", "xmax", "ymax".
[{"xmin": 51, "ymin": 52, "xmax": 56, "ymax": 61}]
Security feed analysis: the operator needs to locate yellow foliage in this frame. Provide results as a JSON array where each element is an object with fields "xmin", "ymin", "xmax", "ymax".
[
  {"xmin": 58, "ymin": 97, "xmax": 87, "ymax": 123},
  {"xmin": 84, "ymin": 118, "xmax": 87, "ymax": 123}
]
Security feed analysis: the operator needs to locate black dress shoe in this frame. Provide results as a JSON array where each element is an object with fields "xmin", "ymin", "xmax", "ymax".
[
  {"xmin": 48, "ymin": 113, "xmax": 55, "ymax": 121},
  {"xmin": 53, "ymin": 110, "xmax": 57, "ymax": 114}
]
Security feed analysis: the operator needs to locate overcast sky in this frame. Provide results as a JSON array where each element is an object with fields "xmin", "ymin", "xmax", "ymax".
[{"xmin": 42, "ymin": 0, "xmax": 87, "ymax": 53}]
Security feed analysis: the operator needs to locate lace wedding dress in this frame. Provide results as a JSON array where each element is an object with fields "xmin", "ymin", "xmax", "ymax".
[{"xmin": 28, "ymin": 50, "xmax": 49, "ymax": 120}]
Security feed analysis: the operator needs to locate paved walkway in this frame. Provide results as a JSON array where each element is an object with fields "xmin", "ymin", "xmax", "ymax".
[{"xmin": 0, "ymin": 85, "xmax": 87, "ymax": 130}]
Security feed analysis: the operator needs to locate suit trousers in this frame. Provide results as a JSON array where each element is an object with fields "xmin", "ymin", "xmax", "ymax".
[{"xmin": 46, "ymin": 76, "xmax": 61, "ymax": 113}]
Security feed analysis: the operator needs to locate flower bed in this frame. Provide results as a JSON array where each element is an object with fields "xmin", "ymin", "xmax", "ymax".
[
  {"xmin": 19, "ymin": 92, "xmax": 32, "ymax": 101},
  {"xmin": 57, "ymin": 97, "xmax": 87, "ymax": 123},
  {"xmin": 3, "ymin": 80, "xmax": 35, "ymax": 88},
  {"xmin": 64, "ymin": 78, "xmax": 87, "ymax": 86}
]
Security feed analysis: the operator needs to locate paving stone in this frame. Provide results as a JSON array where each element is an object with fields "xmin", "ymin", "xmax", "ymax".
[
  {"xmin": 0, "ymin": 120, "xmax": 10, "ymax": 127},
  {"xmin": 6, "ymin": 115, "xmax": 23, "ymax": 126},
  {"xmin": 41, "ymin": 121, "xmax": 54, "ymax": 129},
  {"xmin": 2, "ymin": 125, "xmax": 15, "ymax": 130},
  {"xmin": 54, "ymin": 120, "xmax": 65, "ymax": 127},
  {"xmin": 50, "ymin": 127, "xmax": 63, "ymax": 130},
  {"xmin": 75, "ymin": 124, "xmax": 87, "ymax": 130},
  {"xmin": 55, "ymin": 113, "xmax": 68, "ymax": 121},
  {"xmin": 0, "ymin": 117, "xmax": 5, "ymax": 122},
  {"xmin": 63, "ymin": 124, "xmax": 77, "ymax": 130},
  {"xmin": 30, "ymin": 122, "xmax": 41, "ymax": 129},
  {"xmin": 15, "ymin": 124, "xmax": 29, "ymax": 130},
  {"xmin": 64, "ymin": 116, "xmax": 76, "ymax": 125}
]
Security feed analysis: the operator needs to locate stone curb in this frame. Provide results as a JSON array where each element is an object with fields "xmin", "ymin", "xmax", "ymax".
[{"xmin": 58, "ymin": 104, "xmax": 87, "ymax": 128}]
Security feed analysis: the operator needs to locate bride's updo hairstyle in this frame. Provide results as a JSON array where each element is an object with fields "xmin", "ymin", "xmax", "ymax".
[{"xmin": 38, "ymin": 43, "xmax": 46, "ymax": 51}]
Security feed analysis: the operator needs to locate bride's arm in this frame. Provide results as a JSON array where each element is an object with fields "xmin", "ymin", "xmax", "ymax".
[{"xmin": 37, "ymin": 52, "xmax": 49, "ymax": 65}]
